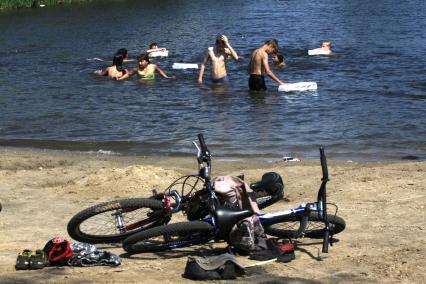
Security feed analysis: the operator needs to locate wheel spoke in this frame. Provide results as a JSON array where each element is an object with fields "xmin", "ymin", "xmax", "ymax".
[{"xmin": 79, "ymin": 207, "xmax": 157, "ymax": 237}]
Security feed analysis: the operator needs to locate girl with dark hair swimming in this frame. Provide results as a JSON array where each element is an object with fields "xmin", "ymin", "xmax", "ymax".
[
  {"xmin": 95, "ymin": 54, "xmax": 128, "ymax": 80},
  {"xmin": 118, "ymin": 53, "xmax": 172, "ymax": 80}
]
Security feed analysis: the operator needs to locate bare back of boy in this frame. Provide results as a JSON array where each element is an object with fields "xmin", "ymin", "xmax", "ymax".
[{"xmin": 248, "ymin": 48, "xmax": 266, "ymax": 75}]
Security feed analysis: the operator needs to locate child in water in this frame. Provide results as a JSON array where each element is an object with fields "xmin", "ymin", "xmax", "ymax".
[
  {"xmin": 94, "ymin": 54, "xmax": 128, "ymax": 80},
  {"xmin": 146, "ymin": 43, "xmax": 167, "ymax": 54},
  {"xmin": 198, "ymin": 34, "xmax": 239, "ymax": 84},
  {"xmin": 115, "ymin": 48, "xmax": 134, "ymax": 63},
  {"xmin": 118, "ymin": 53, "xmax": 172, "ymax": 80},
  {"xmin": 309, "ymin": 41, "xmax": 333, "ymax": 55},
  {"xmin": 272, "ymin": 53, "xmax": 286, "ymax": 69}
]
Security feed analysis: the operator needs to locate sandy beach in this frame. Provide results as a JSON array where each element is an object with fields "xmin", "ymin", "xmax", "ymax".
[{"xmin": 0, "ymin": 147, "xmax": 425, "ymax": 283}]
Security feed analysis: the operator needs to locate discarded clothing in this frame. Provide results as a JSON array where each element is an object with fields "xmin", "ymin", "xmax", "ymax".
[
  {"xmin": 68, "ymin": 242, "xmax": 121, "ymax": 267},
  {"xmin": 183, "ymin": 253, "xmax": 245, "ymax": 280}
]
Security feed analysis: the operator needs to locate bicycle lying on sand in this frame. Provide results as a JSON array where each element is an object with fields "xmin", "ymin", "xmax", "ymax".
[
  {"xmin": 67, "ymin": 134, "xmax": 284, "ymax": 244},
  {"xmin": 123, "ymin": 135, "xmax": 345, "ymax": 254}
]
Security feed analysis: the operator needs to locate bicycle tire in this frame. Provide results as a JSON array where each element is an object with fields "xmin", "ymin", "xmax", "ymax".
[
  {"xmin": 302, "ymin": 212, "xmax": 346, "ymax": 238},
  {"xmin": 263, "ymin": 213, "xmax": 308, "ymax": 239},
  {"xmin": 123, "ymin": 221, "xmax": 214, "ymax": 253},
  {"xmin": 264, "ymin": 211, "xmax": 345, "ymax": 239},
  {"xmin": 67, "ymin": 198, "xmax": 165, "ymax": 244}
]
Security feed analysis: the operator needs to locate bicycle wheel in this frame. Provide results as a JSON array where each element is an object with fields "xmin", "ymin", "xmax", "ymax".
[
  {"xmin": 123, "ymin": 221, "xmax": 214, "ymax": 253},
  {"xmin": 303, "ymin": 212, "xmax": 346, "ymax": 238},
  {"xmin": 263, "ymin": 213, "xmax": 308, "ymax": 239},
  {"xmin": 264, "ymin": 211, "xmax": 345, "ymax": 239},
  {"xmin": 67, "ymin": 198, "xmax": 166, "ymax": 244}
]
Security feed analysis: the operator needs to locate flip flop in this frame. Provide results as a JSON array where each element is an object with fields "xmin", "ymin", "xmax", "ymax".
[
  {"xmin": 29, "ymin": 249, "xmax": 48, "ymax": 269},
  {"xmin": 15, "ymin": 249, "xmax": 33, "ymax": 270}
]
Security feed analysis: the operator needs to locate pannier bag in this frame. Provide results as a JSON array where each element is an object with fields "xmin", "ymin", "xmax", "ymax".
[{"xmin": 212, "ymin": 176, "xmax": 266, "ymax": 253}]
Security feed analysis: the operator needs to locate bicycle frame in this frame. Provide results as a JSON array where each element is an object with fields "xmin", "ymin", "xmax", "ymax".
[{"xmin": 196, "ymin": 146, "xmax": 332, "ymax": 253}]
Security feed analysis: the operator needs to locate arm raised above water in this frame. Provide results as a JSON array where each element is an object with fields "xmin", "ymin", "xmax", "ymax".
[{"xmin": 222, "ymin": 35, "xmax": 239, "ymax": 61}]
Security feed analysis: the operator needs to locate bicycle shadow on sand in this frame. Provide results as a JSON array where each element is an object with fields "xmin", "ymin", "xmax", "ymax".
[
  {"xmin": 291, "ymin": 237, "xmax": 341, "ymax": 261},
  {"xmin": 119, "ymin": 244, "xmax": 228, "ymax": 260}
]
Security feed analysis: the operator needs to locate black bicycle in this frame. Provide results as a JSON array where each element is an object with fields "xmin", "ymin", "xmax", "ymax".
[
  {"xmin": 67, "ymin": 134, "xmax": 284, "ymax": 244},
  {"xmin": 123, "ymin": 137, "xmax": 345, "ymax": 254}
]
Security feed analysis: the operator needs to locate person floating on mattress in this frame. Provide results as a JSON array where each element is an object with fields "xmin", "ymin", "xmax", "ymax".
[
  {"xmin": 118, "ymin": 53, "xmax": 172, "ymax": 80},
  {"xmin": 248, "ymin": 39, "xmax": 287, "ymax": 91},
  {"xmin": 272, "ymin": 53, "xmax": 286, "ymax": 69},
  {"xmin": 146, "ymin": 43, "xmax": 167, "ymax": 55},
  {"xmin": 309, "ymin": 41, "xmax": 333, "ymax": 55},
  {"xmin": 198, "ymin": 34, "xmax": 239, "ymax": 84}
]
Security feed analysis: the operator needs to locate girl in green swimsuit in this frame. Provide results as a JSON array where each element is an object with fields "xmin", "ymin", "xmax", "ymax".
[{"xmin": 118, "ymin": 53, "xmax": 172, "ymax": 81}]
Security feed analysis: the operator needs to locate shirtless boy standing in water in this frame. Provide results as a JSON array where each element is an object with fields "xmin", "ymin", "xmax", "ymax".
[
  {"xmin": 248, "ymin": 39, "xmax": 286, "ymax": 91},
  {"xmin": 198, "ymin": 35, "xmax": 239, "ymax": 84}
]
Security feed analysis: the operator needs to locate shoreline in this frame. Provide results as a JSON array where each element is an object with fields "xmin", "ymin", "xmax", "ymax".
[{"xmin": 0, "ymin": 144, "xmax": 423, "ymax": 164}]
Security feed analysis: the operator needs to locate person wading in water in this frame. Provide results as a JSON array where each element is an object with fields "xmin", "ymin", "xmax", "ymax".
[
  {"xmin": 198, "ymin": 34, "xmax": 239, "ymax": 84},
  {"xmin": 248, "ymin": 39, "xmax": 287, "ymax": 91}
]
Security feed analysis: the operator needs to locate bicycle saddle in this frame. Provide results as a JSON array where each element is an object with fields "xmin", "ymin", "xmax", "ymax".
[
  {"xmin": 250, "ymin": 172, "xmax": 284, "ymax": 196},
  {"xmin": 214, "ymin": 207, "xmax": 253, "ymax": 240}
]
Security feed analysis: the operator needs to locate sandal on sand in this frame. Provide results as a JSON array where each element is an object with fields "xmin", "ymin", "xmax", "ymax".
[
  {"xmin": 29, "ymin": 249, "xmax": 48, "ymax": 269},
  {"xmin": 15, "ymin": 249, "xmax": 33, "ymax": 270}
]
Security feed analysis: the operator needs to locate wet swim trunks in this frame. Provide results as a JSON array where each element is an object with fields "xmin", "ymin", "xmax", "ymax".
[
  {"xmin": 249, "ymin": 74, "xmax": 267, "ymax": 91},
  {"xmin": 211, "ymin": 75, "xmax": 229, "ymax": 84}
]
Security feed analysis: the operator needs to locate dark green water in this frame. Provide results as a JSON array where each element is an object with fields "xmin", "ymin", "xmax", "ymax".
[{"xmin": 0, "ymin": 0, "xmax": 425, "ymax": 160}]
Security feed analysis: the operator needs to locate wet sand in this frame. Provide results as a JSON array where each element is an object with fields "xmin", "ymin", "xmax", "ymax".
[{"xmin": 0, "ymin": 148, "xmax": 425, "ymax": 283}]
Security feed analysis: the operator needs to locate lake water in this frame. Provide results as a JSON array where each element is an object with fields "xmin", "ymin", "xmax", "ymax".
[{"xmin": 0, "ymin": 0, "xmax": 425, "ymax": 161}]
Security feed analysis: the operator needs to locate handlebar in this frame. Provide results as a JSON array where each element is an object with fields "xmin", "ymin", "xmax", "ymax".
[
  {"xmin": 318, "ymin": 147, "xmax": 330, "ymax": 253},
  {"xmin": 320, "ymin": 147, "xmax": 329, "ymax": 182},
  {"xmin": 197, "ymin": 133, "xmax": 211, "ymax": 162}
]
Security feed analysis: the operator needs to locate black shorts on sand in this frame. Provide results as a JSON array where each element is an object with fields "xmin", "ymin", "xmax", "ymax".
[{"xmin": 249, "ymin": 74, "xmax": 267, "ymax": 91}]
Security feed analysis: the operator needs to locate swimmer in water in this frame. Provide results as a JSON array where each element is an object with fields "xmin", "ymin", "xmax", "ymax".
[
  {"xmin": 115, "ymin": 48, "xmax": 135, "ymax": 63},
  {"xmin": 198, "ymin": 34, "xmax": 239, "ymax": 84},
  {"xmin": 247, "ymin": 38, "xmax": 287, "ymax": 91},
  {"xmin": 146, "ymin": 42, "xmax": 167, "ymax": 54},
  {"xmin": 94, "ymin": 54, "xmax": 128, "ymax": 80},
  {"xmin": 118, "ymin": 53, "xmax": 172, "ymax": 80},
  {"xmin": 272, "ymin": 53, "xmax": 286, "ymax": 69},
  {"xmin": 310, "ymin": 40, "xmax": 333, "ymax": 55}
]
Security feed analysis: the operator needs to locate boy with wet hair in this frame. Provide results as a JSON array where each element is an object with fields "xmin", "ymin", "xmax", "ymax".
[
  {"xmin": 248, "ymin": 39, "xmax": 287, "ymax": 91},
  {"xmin": 198, "ymin": 34, "xmax": 239, "ymax": 84},
  {"xmin": 272, "ymin": 53, "xmax": 286, "ymax": 69},
  {"xmin": 309, "ymin": 40, "xmax": 333, "ymax": 55},
  {"xmin": 146, "ymin": 42, "xmax": 167, "ymax": 54}
]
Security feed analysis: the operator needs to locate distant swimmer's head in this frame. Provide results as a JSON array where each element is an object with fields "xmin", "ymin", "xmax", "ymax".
[
  {"xmin": 322, "ymin": 41, "xmax": 331, "ymax": 49},
  {"xmin": 112, "ymin": 54, "xmax": 124, "ymax": 71},
  {"xmin": 149, "ymin": 42, "xmax": 158, "ymax": 49},
  {"xmin": 272, "ymin": 53, "xmax": 284, "ymax": 64},
  {"xmin": 138, "ymin": 53, "xmax": 150, "ymax": 68},
  {"xmin": 264, "ymin": 38, "xmax": 279, "ymax": 54},
  {"xmin": 115, "ymin": 48, "xmax": 128, "ymax": 59}
]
